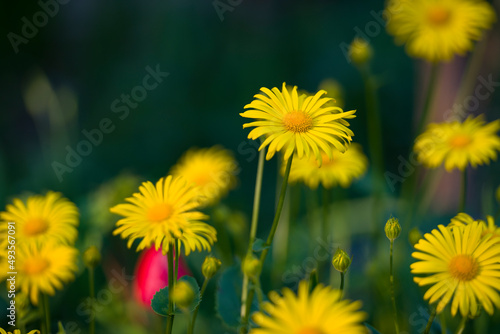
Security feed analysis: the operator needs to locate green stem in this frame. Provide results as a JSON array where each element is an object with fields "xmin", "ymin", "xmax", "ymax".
[
  {"xmin": 174, "ymin": 240, "xmax": 179, "ymax": 282},
  {"xmin": 440, "ymin": 312, "xmax": 447, "ymax": 334},
  {"xmin": 456, "ymin": 316, "xmax": 468, "ymax": 334},
  {"xmin": 253, "ymin": 278, "xmax": 264, "ymax": 306},
  {"xmin": 459, "ymin": 168, "xmax": 467, "ymax": 212},
  {"xmin": 89, "ymin": 268, "xmax": 95, "ymax": 334},
  {"xmin": 41, "ymin": 294, "xmax": 50, "ymax": 334},
  {"xmin": 188, "ymin": 278, "xmax": 209, "ymax": 334},
  {"xmin": 423, "ymin": 309, "xmax": 436, "ymax": 334},
  {"xmin": 240, "ymin": 148, "xmax": 265, "ymax": 331},
  {"xmin": 340, "ymin": 272, "xmax": 345, "ymax": 297},
  {"xmin": 322, "ymin": 186, "xmax": 330, "ymax": 237},
  {"xmin": 390, "ymin": 240, "xmax": 400, "ymax": 334},
  {"xmin": 416, "ymin": 63, "xmax": 440, "ymax": 136},
  {"xmin": 166, "ymin": 245, "xmax": 176, "ymax": 334}
]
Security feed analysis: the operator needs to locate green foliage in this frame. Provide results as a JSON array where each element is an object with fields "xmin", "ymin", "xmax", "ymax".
[{"xmin": 151, "ymin": 276, "xmax": 201, "ymax": 317}]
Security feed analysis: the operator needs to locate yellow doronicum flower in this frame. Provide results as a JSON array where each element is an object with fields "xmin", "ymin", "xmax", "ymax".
[
  {"xmin": 111, "ymin": 176, "xmax": 217, "ymax": 255},
  {"xmin": 170, "ymin": 146, "xmax": 238, "ymax": 206},
  {"xmin": 411, "ymin": 221, "xmax": 500, "ymax": 316},
  {"xmin": 0, "ymin": 329, "xmax": 39, "ymax": 334},
  {"xmin": 286, "ymin": 143, "xmax": 368, "ymax": 189},
  {"xmin": 386, "ymin": 0, "xmax": 496, "ymax": 62},
  {"xmin": 15, "ymin": 242, "xmax": 78, "ymax": 305},
  {"xmin": 241, "ymin": 83, "xmax": 356, "ymax": 165},
  {"xmin": 349, "ymin": 38, "xmax": 373, "ymax": 65},
  {"xmin": 448, "ymin": 212, "xmax": 500, "ymax": 241},
  {"xmin": 414, "ymin": 115, "xmax": 500, "ymax": 171},
  {"xmin": 0, "ymin": 192, "xmax": 79, "ymax": 248},
  {"xmin": 250, "ymin": 281, "xmax": 367, "ymax": 334}
]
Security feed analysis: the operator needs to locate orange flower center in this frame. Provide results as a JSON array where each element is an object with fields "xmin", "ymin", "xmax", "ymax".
[
  {"xmin": 24, "ymin": 257, "xmax": 50, "ymax": 275},
  {"xmin": 427, "ymin": 6, "xmax": 451, "ymax": 26},
  {"xmin": 449, "ymin": 254, "xmax": 479, "ymax": 281},
  {"xmin": 296, "ymin": 328, "xmax": 325, "ymax": 334},
  {"xmin": 283, "ymin": 111, "xmax": 313, "ymax": 133},
  {"xmin": 23, "ymin": 217, "xmax": 49, "ymax": 236},
  {"xmin": 449, "ymin": 135, "xmax": 471, "ymax": 148},
  {"xmin": 147, "ymin": 203, "xmax": 173, "ymax": 222}
]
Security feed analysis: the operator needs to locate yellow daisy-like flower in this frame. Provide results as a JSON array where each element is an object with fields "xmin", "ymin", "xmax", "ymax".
[
  {"xmin": 0, "ymin": 329, "xmax": 39, "ymax": 334},
  {"xmin": 414, "ymin": 115, "xmax": 500, "ymax": 171},
  {"xmin": 0, "ymin": 191, "xmax": 79, "ymax": 249},
  {"xmin": 14, "ymin": 242, "xmax": 78, "ymax": 305},
  {"xmin": 111, "ymin": 176, "xmax": 216, "ymax": 255},
  {"xmin": 241, "ymin": 83, "xmax": 356, "ymax": 165},
  {"xmin": 286, "ymin": 143, "xmax": 368, "ymax": 189},
  {"xmin": 386, "ymin": 0, "xmax": 496, "ymax": 62},
  {"xmin": 170, "ymin": 146, "xmax": 238, "ymax": 206},
  {"xmin": 449, "ymin": 213, "xmax": 500, "ymax": 241},
  {"xmin": 250, "ymin": 281, "xmax": 367, "ymax": 334},
  {"xmin": 411, "ymin": 222, "xmax": 500, "ymax": 316}
]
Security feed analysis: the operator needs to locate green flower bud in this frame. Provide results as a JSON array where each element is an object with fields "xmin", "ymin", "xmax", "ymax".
[
  {"xmin": 202, "ymin": 256, "xmax": 221, "ymax": 279},
  {"xmin": 408, "ymin": 227, "xmax": 423, "ymax": 247},
  {"xmin": 349, "ymin": 38, "xmax": 373, "ymax": 65},
  {"xmin": 171, "ymin": 281, "xmax": 195, "ymax": 310},
  {"xmin": 332, "ymin": 248, "xmax": 351, "ymax": 273},
  {"xmin": 242, "ymin": 255, "xmax": 260, "ymax": 278},
  {"xmin": 83, "ymin": 246, "xmax": 101, "ymax": 269},
  {"xmin": 385, "ymin": 217, "xmax": 402, "ymax": 241}
]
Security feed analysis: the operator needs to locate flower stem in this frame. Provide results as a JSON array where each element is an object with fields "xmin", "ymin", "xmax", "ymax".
[
  {"xmin": 439, "ymin": 312, "xmax": 447, "ymax": 334},
  {"xmin": 423, "ymin": 309, "xmax": 436, "ymax": 334},
  {"xmin": 89, "ymin": 267, "xmax": 95, "ymax": 334},
  {"xmin": 340, "ymin": 272, "xmax": 345, "ymax": 297},
  {"xmin": 166, "ymin": 245, "xmax": 176, "ymax": 334},
  {"xmin": 415, "ymin": 63, "xmax": 440, "ymax": 136},
  {"xmin": 390, "ymin": 239, "xmax": 400, "ymax": 334},
  {"xmin": 459, "ymin": 168, "xmax": 467, "ymax": 212},
  {"xmin": 456, "ymin": 316, "xmax": 468, "ymax": 334},
  {"xmin": 322, "ymin": 186, "xmax": 330, "ymax": 237},
  {"xmin": 174, "ymin": 240, "xmax": 179, "ymax": 282},
  {"xmin": 41, "ymin": 294, "xmax": 50, "ymax": 334},
  {"xmin": 240, "ymin": 148, "xmax": 265, "ymax": 332},
  {"xmin": 188, "ymin": 278, "xmax": 209, "ymax": 334}
]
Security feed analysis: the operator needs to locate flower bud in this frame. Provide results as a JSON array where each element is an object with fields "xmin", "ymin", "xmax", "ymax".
[
  {"xmin": 385, "ymin": 217, "xmax": 402, "ymax": 241},
  {"xmin": 83, "ymin": 246, "xmax": 101, "ymax": 269},
  {"xmin": 242, "ymin": 255, "xmax": 260, "ymax": 278},
  {"xmin": 408, "ymin": 227, "xmax": 423, "ymax": 247},
  {"xmin": 332, "ymin": 248, "xmax": 351, "ymax": 273},
  {"xmin": 202, "ymin": 256, "xmax": 221, "ymax": 279},
  {"xmin": 349, "ymin": 38, "xmax": 373, "ymax": 65},
  {"xmin": 171, "ymin": 280, "xmax": 195, "ymax": 310}
]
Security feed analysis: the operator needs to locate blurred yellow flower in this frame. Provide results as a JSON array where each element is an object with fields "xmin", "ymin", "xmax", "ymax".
[
  {"xmin": 449, "ymin": 212, "xmax": 500, "ymax": 241},
  {"xmin": 318, "ymin": 78, "xmax": 344, "ymax": 108},
  {"xmin": 411, "ymin": 222, "xmax": 500, "ymax": 316},
  {"xmin": 15, "ymin": 242, "xmax": 78, "ymax": 305},
  {"xmin": 349, "ymin": 38, "xmax": 373, "ymax": 65},
  {"xmin": 170, "ymin": 146, "xmax": 237, "ymax": 206},
  {"xmin": 0, "ymin": 192, "xmax": 79, "ymax": 249},
  {"xmin": 241, "ymin": 83, "xmax": 356, "ymax": 165},
  {"xmin": 286, "ymin": 143, "xmax": 368, "ymax": 189},
  {"xmin": 0, "ymin": 329, "xmax": 39, "ymax": 334},
  {"xmin": 111, "ymin": 176, "xmax": 216, "ymax": 255},
  {"xmin": 250, "ymin": 281, "xmax": 367, "ymax": 334},
  {"xmin": 414, "ymin": 115, "xmax": 500, "ymax": 171},
  {"xmin": 386, "ymin": 0, "xmax": 496, "ymax": 62}
]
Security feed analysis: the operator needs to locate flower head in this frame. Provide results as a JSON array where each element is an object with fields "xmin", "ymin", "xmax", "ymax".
[
  {"xmin": 411, "ymin": 221, "xmax": 500, "ymax": 316},
  {"xmin": 286, "ymin": 143, "xmax": 368, "ymax": 189},
  {"xmin": 332, "ymin": 248, "xmax": 352, "ymax": 273},
  {"xmin": 202, "ymin": 256, "xmax": 221, "ymax": 279},
  {"xmin": 83, "ymin": 246, "xmax": 101, "ymax": 269},
  {"xmin": 170, "ymin": 146, "xmax": 238, "ymax": 206},
  {"xmin": 449, "ymin": 213, "xmax": 500, "ymax": 241},
  {"xmin": 15, "ymin": 242, "xmax": 78, "ymax": 305},
  {"xmin": 349, "ymin": 38, "xmax": 373, "ymax": 65},
  {"xmin": 111, "ymin": 176, "xmax": 217, "ymax": 255},
  {"xmin": 172, "ymin": 280, "xmax": 196, "ymax": 310},
  {"xmin": 241, "ymin": 83, "xmax": 356, "ymax": 165},
  {"xmin": 0, "ymin": 191, "xmax": 79, "ymax": 248},
  {"xmin": 250, "ymin": 281, "xmax": 367, "ymax": 334},
  {"xmin": 386, "ymin": 0, "xmax": 496, "ymax": 62},
  {"xmin": 385, "ymin": 217, "xmax": 402, "ymax": 241},
  {"xmin": 414, "ymin": 115, "xmax": 500, "ymax": 171}
]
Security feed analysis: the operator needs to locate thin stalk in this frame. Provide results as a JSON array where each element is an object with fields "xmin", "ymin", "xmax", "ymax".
[
  {"xmin": 188, "ymin": 278, "xmax": 209, "ymax": 334},
  {"xmin": 340, "ymin": 272, "xmax": 345, "ymax": 297},
  {"xmin": 240, "ymin": 148, "xmax": 265, "ymax": 328},
  {"xmin": 390, "ymin": 240, "xmax": 400, "ymax": 334},
  {"xmin": 415, "ymin": 63, "xmax": 440, "ymax": 136},
  {"xmin": 42, "ymin": 294, "xmax": 50, "ymax": 334},
  {"xmin": 253, "ymin": 278, "xmax": 264, "ymax": 306},
  {"xmin": 423, "ymin": 309, "xmax": 436, "ymax": 334},
  {"xmin": 456, "ymin": 316, "xmax": 468, "ymax": 334},
  {"xmin": 322, "ymin": 186, "xmax": 330, "ymax": 237},
  {"xmin": 166, "ymin": 245, "xmax": 176, "ymax": 334},
  {"xmin": 89, "ymin": 268, "xmax": 95, "ymax": 334},
  {"xmin": 174, "ymin": 241, "xmax": 179, "ymax": 282},
  {"xmin": 459, "ymin": 169, "xmax": 468, "ymax": 212},
  {"xmin": 440, "ymin": 312, "xmax": 447, "ymax": 334}
]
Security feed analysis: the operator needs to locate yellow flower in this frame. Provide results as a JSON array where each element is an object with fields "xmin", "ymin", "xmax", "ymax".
[
  {"xmin": 318, "ymin": 79, "xmax": 344, "ymax": 108},
  {"xmin": 414, "ymin": 115, "xmax": 500, "ymax": 171},
  {"xmin": 449, "ymin": 213, "xmax": 500, "ymax": 241},
  {"xmin": 111, "ymin": 176, "xmax": 217, "ymax": 255},
  {"xmin": 15, "ymin": 242, "xmax": 78, "ymax": 305},
  {"xmin": 241, "ymin": 83, "xmax": 356, "ymax": 165},
  {"xmin": 349, "ymin": 38, "xmax": 373, "ymax": 65},
  {"xmin": 411, "ymin": 222, "xmax": 500, "ymax": 316},
  {"xmin": 251, "ymin": 281, "xmax": 366, "ymax": 334},
  {"xmin": 286, "ymin": 143, "xmax": 368, "ymax": 189},
  {"xmin": 0, "ymin": 329, "xmax": 39, "ymax": 334},
  {"xmin": 386, "ymin": 0, "xmax": 496, "ymax": 62},
  {"xmin": 170, "ymin": 146, "xmax": 237, "ymax": 206},
  {"xmin": 0, "ymin": 192, "xmax": 79, "ymax": 248}
]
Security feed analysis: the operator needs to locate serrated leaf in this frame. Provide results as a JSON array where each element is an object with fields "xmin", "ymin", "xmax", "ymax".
[
  {"xmin": 151, "ymin": 275, "xmax": 201, "ymax": 317},
  {"xmin": 252, "ymin": 238, "xmax": 269, "ymax": 252}
]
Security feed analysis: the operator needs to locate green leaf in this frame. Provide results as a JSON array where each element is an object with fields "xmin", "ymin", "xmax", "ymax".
[
  {"xmin": 151, "ymin": 275, "xmax": 201, "ymax": 317},
  {"xmin": 252, "ymin": 238, "xmax": 269, "ymax": 252},
  {"xmin": 364, "ymin": 323, "xmax": 382, "ymax": 334}
]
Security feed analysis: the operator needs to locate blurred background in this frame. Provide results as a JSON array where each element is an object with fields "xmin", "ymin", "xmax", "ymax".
[{"xmin": 1, "ymin": 0, "xmax": 500, "ymax": 333}]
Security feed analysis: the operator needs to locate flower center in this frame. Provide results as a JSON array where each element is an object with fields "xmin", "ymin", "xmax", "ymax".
[
  {"xmin": 147, "ymin": 204, "xmax": 173, "ymax": 222},
  {"xmin": 449, "ymin": 255, "xmax": 479, "ymax": 281},
  {"xmin": 283, "ymin": 111, "xmax": 313, "ymax": 133},
  {"xmin": 296, "ymin": 328, "xmax": 326, "ymax": 334},
  {"xmin": 449, "ymin": 135, "xmax": 471, "ymax": 148},
  {"xmin": 24, "ymin": 257, "xmax": 50, "ymax": 275},
  {"xmin": 23, "ymin": 217, "xmax": 49, "ymax": 236},
  {"xmin": 427, "ymin": 6, "xmax": 451, "ymax": 26}
]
